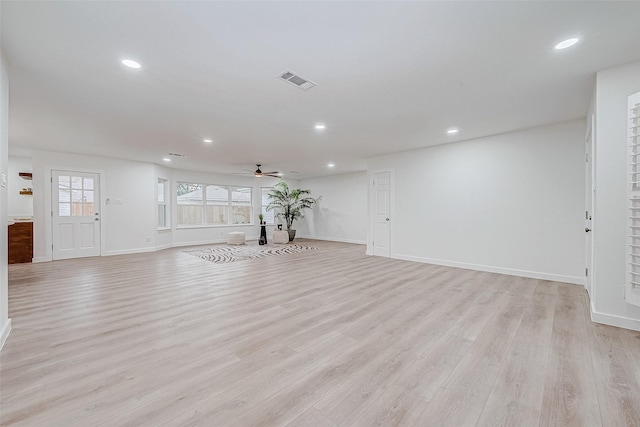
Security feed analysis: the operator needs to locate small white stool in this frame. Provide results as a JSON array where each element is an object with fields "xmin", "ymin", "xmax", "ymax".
[
  {"xmin": 272, "ymin": 230, "xmax": 289, "ymax": 244},
  {"xmin": 228, "ymin": 231, "xmax": 246, "ymax": 245}
]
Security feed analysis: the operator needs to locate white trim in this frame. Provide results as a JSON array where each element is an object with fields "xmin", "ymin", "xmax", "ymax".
[
  {"xmin": 591, "ymin": 309, "xmax": 640, "ymax": 332},
  {"xmin": 103, "ymin": 247, "xmax": 161, "ymax": 256},
  {"xmin": 392, "ymin": 253, "xmax": 584, "ymax": 285},
  {"xmin": 31, "ymin": 237, "xmax": 263, "ymax": 262},
  {"xmin": 297, "ymin": 235, "xmax": 366, "ymax": 245},
  {"xmin": 0, "ymin": 319, "xmax": 12, "ymax": 351},
  {"xmin": 368, "ymin": 168, "xmax": 393, "ymax": 257}
]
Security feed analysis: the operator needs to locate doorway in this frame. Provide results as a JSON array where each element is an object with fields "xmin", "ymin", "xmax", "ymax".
[
  {"xmin": 370, "ymin": 170, "xmax": 391, "ymax": 257},
  {"xmin": 51, "ymin": 170, "xmax": 101, "ymax": 260}
]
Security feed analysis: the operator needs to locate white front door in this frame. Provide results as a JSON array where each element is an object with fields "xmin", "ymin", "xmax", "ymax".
[
  {"xmin": 52, "ymin": 170, "xmax": 101, "ymax": 260},
  {"xmin": 372, "ymin": 171, "xmax": 390, "ymax": 257},
  {"xmin": 585, "ymin": 119, "xmax": 594, "ymax": 297}
]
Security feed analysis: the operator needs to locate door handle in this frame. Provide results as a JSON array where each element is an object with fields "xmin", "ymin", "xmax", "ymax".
[
  {"xmin": 386, "ymin": 218, "xmax": 390, "ymax": 221},
  {"xmin": 585, "ymin": 227, "xmax": 591, "ymax": 232},
  {"xmin": 95, "ymin": 218, "xmax": 99, "ymax": 221}
]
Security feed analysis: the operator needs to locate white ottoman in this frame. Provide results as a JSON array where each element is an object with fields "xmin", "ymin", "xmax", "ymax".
[
  {"xmin": 272, "ymin": 230, "xmax": 289, "ymax": 244},
  {"xmin": 228, "ymin": 231, "xmax": 246, "ymax": 245}
]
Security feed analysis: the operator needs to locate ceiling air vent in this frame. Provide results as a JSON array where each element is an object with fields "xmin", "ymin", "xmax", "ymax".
[
  {"xmin": 278, "ymin": 70, "xmax": 317, "ymax": 91},
  {"xmin": 168, "ymin": 153, "xmax": 186, "ymax": 158}
]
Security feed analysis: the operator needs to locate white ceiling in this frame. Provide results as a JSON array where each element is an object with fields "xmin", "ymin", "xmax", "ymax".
[{"xmin": 3, "ymin": 1, "xmax": 640, "ymax": 179}]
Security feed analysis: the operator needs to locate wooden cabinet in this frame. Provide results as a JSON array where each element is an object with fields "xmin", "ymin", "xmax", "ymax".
[{"xmin": 8, "ymin": 221, "xmax": 33, "ymax": 264}]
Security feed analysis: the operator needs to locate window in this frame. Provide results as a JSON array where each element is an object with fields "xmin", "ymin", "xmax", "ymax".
[
  {"xmin": 58, "ymin": 174, "xmax": 95, "ymax": 217},
  {"xmin": 261, "ymin": 187, "xmax": 275, "ymax": 224},
  {"xmin": 231, "ymin": 187, "xmax": 252, "ymax": 224},
  {"xmin": 157, "ymin": 178, "xmax": 169, "ymax": 229},
  {"xmin": 177, "ymin": 182, "xmax": 252, "ymax": 227}
]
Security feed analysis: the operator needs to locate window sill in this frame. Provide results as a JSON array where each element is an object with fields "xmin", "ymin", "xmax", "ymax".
[{"xmin": 157, "ymin": 227, "xmax": 171, "ymax": 232}]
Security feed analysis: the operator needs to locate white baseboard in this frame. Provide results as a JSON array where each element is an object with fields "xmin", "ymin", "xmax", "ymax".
[
  {"xmin": 103, "ymin": 247, "xmax": 158, "ymax": 256},
  {"xmin": 392, "ymin": 253, "xmax": 584, "ymax": 285},
  {"xmin": 591, "ymin": 310, "xmax": 640, "ymax": 332},
  {"xmin": 297, "ymin": 235, "xmax": 366, "ymax": 245},
  {"xmin": 0, "ymin": 319, "xmax": 12, "ymax": 351},
  {"xmin": 30, "ymin": 237, "xmax": 262, "ymax": 262}
]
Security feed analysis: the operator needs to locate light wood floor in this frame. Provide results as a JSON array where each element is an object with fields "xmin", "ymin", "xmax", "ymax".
[{"xmin": 2, "ymin": 240, "xmax": 640, "ymax": 426}]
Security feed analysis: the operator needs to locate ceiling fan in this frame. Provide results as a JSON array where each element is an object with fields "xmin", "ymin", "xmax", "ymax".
[{"xmin": 233, "ymin": 164, "xmax": 282, "ymax": 178}]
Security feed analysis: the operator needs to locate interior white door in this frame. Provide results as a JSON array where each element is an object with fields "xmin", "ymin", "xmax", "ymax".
[
  {"xmin": 585, "ymin": 120, "xmax": 594, "ymax": 297},
  {"xmin": 52, "ymin": 170, "xmax": 101, "ymax": 260},
  {"xmin": 372, "ymin": 171, "xmax": 390, "ymax": 257}
]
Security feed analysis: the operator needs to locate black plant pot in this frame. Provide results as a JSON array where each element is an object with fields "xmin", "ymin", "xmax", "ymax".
[{"xmin": 287, "ymin": 229, "xmax": 296, "ymax": 242}]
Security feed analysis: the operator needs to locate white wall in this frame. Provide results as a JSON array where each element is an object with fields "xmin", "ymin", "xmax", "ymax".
[
  {"xmin": 0, "ymin": 42, "xmax": 12, "ymax": 350},
  {"xmin": 297, "ymin": 171, "xmax": 367, "ymax": 245},
  {"xmin": 28, "ymin": 153, "xmax": 295, "ymax": 260},
  {"xmin": 7, "ymin": 156, "xmax": 33, "ymax": 218},
  {"xmin": 368, "ymin": 119, "xmax": 586, "ymax": 284},
  {"xmin": 31, "ymin": 151, "xmax": 158, "ymax": 261},
  {"xmin": 592, "ymin": 60, "xmax": 640, "ymax": 330}
]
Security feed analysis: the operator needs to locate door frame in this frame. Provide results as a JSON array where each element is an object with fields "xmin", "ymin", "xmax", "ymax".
[
  {"xmin": 44, "ymin": 166, "xmax": 105, "ymax": 262},
  {"xmin": 585, "ymin": 115, "xmax": 596, "ymax": 305},
  {"xmin": 368, "ymin": 168, "xmax": 393, "ymax": 257}
]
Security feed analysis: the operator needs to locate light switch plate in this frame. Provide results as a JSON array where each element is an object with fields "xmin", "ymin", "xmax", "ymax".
[{"xmin": 1, "ymin": 172, "xmax": 6, "ymax": 188}]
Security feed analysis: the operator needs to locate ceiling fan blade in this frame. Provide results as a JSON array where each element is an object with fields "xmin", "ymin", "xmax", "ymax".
[
  {"xmin": 262, "ymin": 171, "xmax": 279, "ymax": 175},
  {"xmin": 264, "ymin": 173, "xmax": 282, "ymax": 178}
]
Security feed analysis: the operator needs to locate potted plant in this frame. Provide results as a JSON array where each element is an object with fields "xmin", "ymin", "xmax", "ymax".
[
  {"xmin": 258, "ymin": 213, "xmax": 264, "ymax": 225},
  {"xmin": 266, "ymin": 181, "xmax": 317, "ymax": 241}
]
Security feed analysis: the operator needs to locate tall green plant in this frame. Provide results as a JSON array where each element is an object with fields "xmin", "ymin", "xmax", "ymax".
[{"xmin": 266, "ymin": 181, "xmax": 317, "ymax": 230}]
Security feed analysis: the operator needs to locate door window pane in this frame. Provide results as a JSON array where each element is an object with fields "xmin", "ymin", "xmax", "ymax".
[
  {"xmin": 83, "ymin": 177, "xmax": 94, "ymax": 190},
  {"xmin": 71, "ymin": 176, "xmax": 83, "ymax": 189},
  {"xmin": 59, "ymin": 189, "xmax": 71, "ymax": 203},
  {"xmin": 83, "ymin": 203, "xmax": 95, "ymax": 216},
  {"xmin": 72, "ymin": 190, "xmax": 83, "ymax": 202},
  {"xmin": 58, "ymin": 176, "xmax": 70, "ymax": 189},
  {"xmin": 59, "ymin": 203, "xmax": 71, "ymax": 217}
]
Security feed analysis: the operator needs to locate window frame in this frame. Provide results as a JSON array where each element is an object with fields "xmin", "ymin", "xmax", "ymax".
[
  {"xmin": 261, "ymin": 187, "xmax": 276, "ymax": 225},
  {"xmin": 157, "ymin": 178, "xmax": 170, "ymax": 230},
  {"xmin": 176, "ymin": 181, "xmax": 253, "ymax": 228}
]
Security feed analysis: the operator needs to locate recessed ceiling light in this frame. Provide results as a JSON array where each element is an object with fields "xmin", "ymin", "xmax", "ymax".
[
  {"xmin": 315, "ymin": 124, "xmax": 326, "ymax": 130},
  {"xmin": 327, "ymin": 163, "xmax": 335, "ymax": 168},
  {"xmin": 122, "ymin": 59, "xmax": 141, "ymax": 69},
  {"xmin": 447, "ymin": 128, "xmax": 459, "ymax": 134},
  {"xmin": 554, "ymin": 38, "xmax": 579, "ymax": 50},
  {"xmin": 162, "ymin": 158, "xmax": 171, "ymax": 162},
  {"xmin": 203, "ymin": 139, "xmax": 213, "ymax": 144}
]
